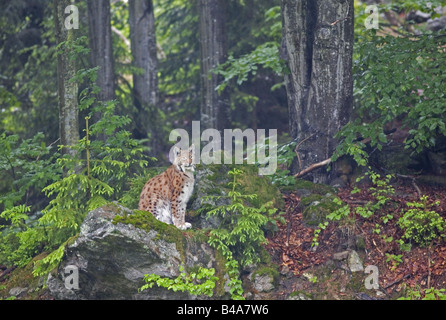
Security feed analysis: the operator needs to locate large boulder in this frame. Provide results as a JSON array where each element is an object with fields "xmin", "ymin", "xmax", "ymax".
[{"xmin": 47, "ymin": 204, "xmax": 226, "ymax": 300}]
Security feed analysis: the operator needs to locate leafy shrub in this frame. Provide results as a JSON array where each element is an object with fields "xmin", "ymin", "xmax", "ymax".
[
  {"xmin": 353, "ymin": 169, "xmax": 395, "ymax": 219},
  {"xmin": 333, "ymin": 5, "xmax": 446, "ymax": 166},
  {"xmin": 214, "ymin": 42, "xmax": 286, "ymax": 94},
  {"xmin": 140, "ymin": 265, "xmax": 218, "ymax": 298},
  {"xmin": 399, "ymin": 286, "xmax": 446, "ymax": 300},
  {"xmin": 0, "ymin": 132, "xmax": 60, "ymax": 211},
  {"xmin": 312, "ymin": 169, "xmax": 395, "ymax": 248},
  {"xmin": 398, "ymin": 196, "xmax": 445, "ymax": 247},
  {"xmin": 203, "ymin": 168, "xmax": 274, "ymax": 267},
  {"xmin": 311, "ymin": 197, "xmax": 350, "ymax": 248},
  {"xmin": 0, "ymin": 133, "xmax": 61, "ymax": 267},
  {"xmin": 268, "ymin": 141, "xmax": 297, "ymax": 187},
  {"xmin": 197, "ymin": 167, "xmax": 280, "ymax": 299}
]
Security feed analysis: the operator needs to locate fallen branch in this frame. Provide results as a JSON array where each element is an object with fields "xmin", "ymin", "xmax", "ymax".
[
  {"xmin": 383, "ymin": 273, "xmax": 411, "ymax": 290},
  {"xmin": 294, "ymin": 158, "xmax": 331, "ymax": 178}
]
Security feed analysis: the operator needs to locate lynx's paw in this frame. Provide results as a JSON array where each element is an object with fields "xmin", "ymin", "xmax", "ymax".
[{"xmin": 177, "ymin": 222, "xmax": 192, "ymax": 230}]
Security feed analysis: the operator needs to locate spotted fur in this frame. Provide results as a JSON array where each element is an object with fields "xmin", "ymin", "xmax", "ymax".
[{"xmin": 138, "ymin": 145, "xmax": 195, "ymax": 230}]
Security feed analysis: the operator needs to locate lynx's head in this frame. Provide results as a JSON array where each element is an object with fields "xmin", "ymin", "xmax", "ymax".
[{"xmin": 172, "ymin": 145, "xmax": 195, "ymax": 173}]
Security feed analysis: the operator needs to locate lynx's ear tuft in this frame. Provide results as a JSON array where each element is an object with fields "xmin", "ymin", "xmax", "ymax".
[{"xmin": 173, "ymin": 146, "xmax": 181, "ymax": 156}]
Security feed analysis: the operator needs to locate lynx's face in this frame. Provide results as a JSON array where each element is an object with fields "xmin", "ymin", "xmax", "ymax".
[{"xmin": 172, "ymin": 145, "xmax": 195, "ymax": 172}]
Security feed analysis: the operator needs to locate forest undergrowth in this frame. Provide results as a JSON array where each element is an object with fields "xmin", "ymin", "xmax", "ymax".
[{"xmin": 266, "ymin": 180, "xmax": 446, "ymax": 298}]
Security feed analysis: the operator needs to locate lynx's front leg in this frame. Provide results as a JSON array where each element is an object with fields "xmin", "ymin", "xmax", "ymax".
[{"xmin": 171, "ymin": 201, "xmax": 191, "ymax": 230}]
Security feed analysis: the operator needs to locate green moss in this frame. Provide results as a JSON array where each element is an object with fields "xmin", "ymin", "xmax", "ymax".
[
  {"xmin": 259, "ymin": 246, "xmax": 272, "ymax": 265},
  {"xmin": 251, "ymin": 265, "xmax": 280, "ymax": 287},
  {"xmin": 295, "ymin": 179, "xmax": 337, "ymax": 195},
  {"xmin": 295, "ymin": 179, "xmax": 319, "ymax": 190},
  {"xmin": 345, "ymin": 272, "xmax": 366, "ymax": 292},
  {"xmin": 199, "ymin": 164, "xmax": 284, "ymax": 211},
  {"xmin": 356, "ymin": 236, "xmax": 366, "ymax": 252},
  {"xmin": 212, "ymin": 249, "xmax": 229, "ymax": 298},
  {"xmin": 0, "ymin": 253, "xmax": 49, "ymax": 300},
  {"xmin": 300, "ymin": 194, "xmax": 324, "ymax": 207},
  {"xmin": 302, "ymin": 196, "xmax": 341, "ymax": 226},
  {"xmin": 113, "ymin": 209, "xmax": 187, "ymax": 260},
  {"xmin": 237, "ymin": 165, "xmax": 284, "ymax": 210}
]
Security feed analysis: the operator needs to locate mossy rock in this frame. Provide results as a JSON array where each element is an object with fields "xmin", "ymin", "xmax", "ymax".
[
  {"xmin": 112, "ymin": 208, "xmax": 187, "ymax": 258},
  {"xmin": 0, "ymin": 253, "xmax": 49, "ymax": 300},
  {"xmin": 250, "ymin": 265, "xmax": 280, "ymax": 293},
  {"xmin": 371, "ymin": 143, "xmax": 422, "ymax": 175},
  {"xmin": 279, "ymin": 177, "xmax": 338, "ymax": 194},
  {"xmin": 46, "ymin": 204, "xmax": 230, "ymax": 300},
  {"xmin": 295, "ymin": 179, "xmax": 337, "ymax": 195},
  {"xmin": 251, "ymin": 266, "xmax": 279, "ymax": 285},
  {"xmin": 194, "ymin": 164, "xmax": 284, "ymax": 209},
  {"xmin": 300, "ymin": 193, "xmax": 324, "ymax": 207},
  {"xmin": 301, "ymin": 194, "xmax": 341, "ymax": 226},
  {"xmin": 237, "ymin": 164, "xmax": 284, "ymax": 210},
  {"xmin": 283, "ymin": 178, "xmax": 341, "ymax": 226},
  {"xmin": 190, "ymin": 164, "xmax": 285, "ymax": 229}
]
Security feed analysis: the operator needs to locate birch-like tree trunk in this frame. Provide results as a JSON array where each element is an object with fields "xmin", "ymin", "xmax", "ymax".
[
  {"xmin": 129, "ymin": 0, "xmax": 159, "ymax": 152},
  {"xmin": 282, "ymin": 0, "xmax": 354, "ymax": 183},
  {"xmin": 54, "ymin": 0, "xmax": 79, "ymax": 160},
  {"xmin": 198, "ymin": 0, "xmax": 230, "ymax": 131}
]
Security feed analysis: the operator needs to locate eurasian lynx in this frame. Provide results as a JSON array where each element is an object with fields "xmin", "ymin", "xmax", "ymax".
[{"xmin": 138, "ymin": 145, "xmax": 195, "ymax": 230}]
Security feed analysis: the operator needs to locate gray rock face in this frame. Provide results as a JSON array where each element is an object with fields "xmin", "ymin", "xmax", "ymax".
[
  {"xmin": 253, "ymin": 274, "xmax": 275, "ymax": 293},
  {"xmin": 427, "ymin": 15, "xmax": 446, "ymax": 31},
  {"xmin": 9, "ymin": 287, "xmax": 28, "ymax": 298},
  {"xmin": 348, "ymin": 250, "xmax": 364, "ymax": 273},
  {"xmin": 189, "ymin": 166, "xmax": 229, "ymax": 229},
  {"xmin": 47, "ymin": 204, "xmax": 222, "ymax": 300}
]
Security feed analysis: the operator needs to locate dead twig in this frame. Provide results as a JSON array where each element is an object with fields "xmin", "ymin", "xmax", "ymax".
[
  {"xmin": 294, "ymin": 158, "xmax": 331, "ymax": 178},
  {"xmin": 383, "ymin": 273, "xmax": 411, "ymax": 290}
]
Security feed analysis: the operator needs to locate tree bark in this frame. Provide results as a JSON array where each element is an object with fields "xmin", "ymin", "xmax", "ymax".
[
  {"xmin": 87, "ymin": 0, "xmax": 115, "ymax": 126},
  {"xmin": 128, "ymin": 0, "xmax": 159, "ymax": 151},
  {"xmin": 198, "ymin": 0, "xmax": 230, "ymax": 131},
  {"xmin": 282, "ymin": 0, "xmax": 354, "ymax": 183},
  {"xmin": 54, "ymin": 0, "xmax": 79, "ymax": 161}
]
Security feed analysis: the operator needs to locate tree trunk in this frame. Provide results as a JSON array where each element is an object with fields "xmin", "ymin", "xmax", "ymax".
[
  {"xmin": 87, "ymin": 0, "xmax": 115, "ymax": 126},
  {"xmin": 198, "ymin": 0, "xmax": 230, "ymax": 131},
  {"xmin": 281, "ymin": 0, "xmax": 354, "ymax": 183},
  {"xmin": 54, "ymin": 0, "xmax": 79, "ymax": 161},
  {"xmin": 128, "ymin": 0, "xmax": 159, "ymax": 152}
]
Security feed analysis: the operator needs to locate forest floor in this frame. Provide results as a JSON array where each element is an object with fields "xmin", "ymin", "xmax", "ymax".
[
  {"xmin": 265, "ymin": 181, "xmax": 446, "ymax": 299},
  {"xmin": 2, "ymin": 175, "xmax": 446, "ymax": 300}
]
